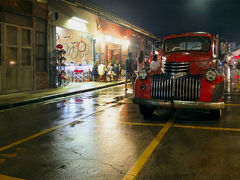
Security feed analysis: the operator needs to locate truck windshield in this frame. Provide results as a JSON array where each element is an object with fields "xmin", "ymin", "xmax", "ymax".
[{"xmin": 164, "ymin": 36, "xmax": 211, "ymax": 53}]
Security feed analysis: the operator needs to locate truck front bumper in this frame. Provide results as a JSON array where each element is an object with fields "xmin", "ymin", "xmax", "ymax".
[{"xmin": 132, "ymin": 98, "xmax": 225, "ymax": 110}]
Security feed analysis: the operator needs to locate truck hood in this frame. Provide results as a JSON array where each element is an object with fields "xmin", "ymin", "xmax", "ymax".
[{"xmin": 165, "ymin": 52, "xmax": 212, "ymax": 62}]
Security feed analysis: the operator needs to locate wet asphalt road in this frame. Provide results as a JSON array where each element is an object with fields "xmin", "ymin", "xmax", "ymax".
[{"xmin": 0, "ymin": 82, "xmax": 240, "ymax": 180}]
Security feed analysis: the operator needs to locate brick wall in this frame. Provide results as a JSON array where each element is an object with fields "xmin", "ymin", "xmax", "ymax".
[{"xmin": 35, "ymin": 72, "xmax": 49, "ymax": 90}]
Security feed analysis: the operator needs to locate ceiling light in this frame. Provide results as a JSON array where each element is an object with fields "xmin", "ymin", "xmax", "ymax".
[{"xmin": 72, "ymin": 17, "xmax": 88, "ymax": 24}]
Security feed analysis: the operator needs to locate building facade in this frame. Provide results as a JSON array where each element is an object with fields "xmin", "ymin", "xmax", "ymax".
[
  {"xmin": 0, "ymin": 0, "xmax": 159, "ymax": 94},
  {"xmin": 0, "ymin": 0, "xmax": 48, "ymax": 93}
]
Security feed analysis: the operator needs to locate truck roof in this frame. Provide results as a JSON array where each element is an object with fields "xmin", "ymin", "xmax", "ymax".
[{"xmin": 163, "ymin": 32, "xmax": 213, "ymax": 41}]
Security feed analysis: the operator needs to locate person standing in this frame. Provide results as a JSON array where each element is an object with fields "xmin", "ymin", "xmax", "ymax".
[
  {"xmin": 114, "ymin": 61, "xmax": 120, "ymax": 81},
  {"xmin": 236, "ymin": 54, "xmax": 240, "ymax": 82},
  {"xmin": 228, "ymin": 56, "xmax": 234, "ymax": 80},
  {"xmin": 125, "ymin": 52, "xmax": 134, "ymax": 91},
  {"xmin": 92, "ymin": 61, "xmax": 99, "ymax": 81},
  {"xmin": 137, "ymin": 50, "xmax": 145, "ymax": 71},
  {"xmin": 150, "ymin": 54, "xmax": 160, "ymax": 71}
]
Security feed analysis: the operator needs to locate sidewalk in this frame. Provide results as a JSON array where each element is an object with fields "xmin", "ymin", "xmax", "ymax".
[{"xmin": 0, "ymin": 81, "xmax": 127, "ymax": 110}]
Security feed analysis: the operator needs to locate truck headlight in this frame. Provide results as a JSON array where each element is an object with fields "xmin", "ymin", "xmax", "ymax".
[
  {"xmin": 205, "ymin": 68, "xmax": 217, "ymax": 82},
  {"xmin": 138, "ymin": 69, "xmax": 148, "ymax": 80}
]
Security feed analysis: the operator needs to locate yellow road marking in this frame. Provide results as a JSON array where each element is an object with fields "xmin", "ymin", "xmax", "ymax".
[
  {"xmin": 120, "ymin": 121, "xmax": 166, "ymax": 127},
  {"xmin": 0, "ymin": 101, "xmax": 119, "ymax": 152},
  {"xmin": 0, "ymin": 153, "xmax": 17, "ymax": 158},
  {"xmin": 0, "ymin": 104, "xmax": 118, "ymax": 153},
  {"xmin": 173, "ymin": 124, "xmax": 240, "ymax": 132},
  {"xmin": 225, "ymin": 104, "xmax": 240, "ymax": 106},
  {"xmin": 0, "ymin": 124, "xmax": 67, "ymax": 152},
  {"xmin": 123, "ymin": 121, "xmax": 172, "ymax": 180},
  {"xmin": 0, "ymin": 175, "xmax": 25, "ymax": 180},
  {"xmin": 121, "ymin": 121, "xmax": 240, "ymax": 133}
]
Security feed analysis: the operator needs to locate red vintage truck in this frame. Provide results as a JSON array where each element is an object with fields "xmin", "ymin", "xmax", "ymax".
[{"xmin": 133, "ymin": 32, "xmax": 227, "ymax": 119}]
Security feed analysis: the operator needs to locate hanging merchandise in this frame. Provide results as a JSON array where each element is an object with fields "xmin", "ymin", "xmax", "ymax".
[
  {"xmin": 53, "ymin": 47, "xmax": 68, "ymax": 87},
  {"xmin": 78, "ymin": 36, "xmax": 87, "ymax": 52}
]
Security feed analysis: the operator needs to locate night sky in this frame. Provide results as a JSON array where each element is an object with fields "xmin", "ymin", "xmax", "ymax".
[{"xmin": 90, "ymin": 0, "xmax": 240, "ymax": 45}]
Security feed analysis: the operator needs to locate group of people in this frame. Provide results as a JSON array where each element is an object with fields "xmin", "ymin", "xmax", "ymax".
[
  {"xmin": 91, "ymin": 60, "xmax": 121, "ymax": 82},
  {"xmin": 91, "ymin": 50, "xmax": 161, "ymax": 84},
  {"xmin": 125, "ymin": 50, "xmax": 160, "ymax": 91},
  {"xmin": 125, "ymin": 51, "xmax": 160, "ymax": 79},
  {"xmin": 229, "ymin": 54, "xmax": 240, "ymax": 81}
]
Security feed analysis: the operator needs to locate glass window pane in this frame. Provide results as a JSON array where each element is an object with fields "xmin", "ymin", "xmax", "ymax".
[
  {"xmin": 22, "ymin": 48, "xmax": 31, "ymax": 66},
  {"xmin": 22, "ymin": 29, "xmax": 31, "ymax": 46},
  {"xmin": 7, "ymin": 26, "xmax": 17, "ymax": 45},
  {"xmin": 6, "ymin": 47, "xmax": 18, "ymax": 66}
]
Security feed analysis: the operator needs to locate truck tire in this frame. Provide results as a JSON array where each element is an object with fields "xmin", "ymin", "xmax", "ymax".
[
  {"xmin": 139, "ymin": 105, "xmax": 154, "ymax": 116},
  {"xmin": 209, "ymin": 110, "xmax": 221, "ymax": 120}
]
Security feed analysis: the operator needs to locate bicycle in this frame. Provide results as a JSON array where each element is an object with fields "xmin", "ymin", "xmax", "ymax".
[
  {"xmin": 68, "ymin": 41, "xmax": 79, "ymax": 59},
  {"xmin": 56, "ymin": 69, "xmax": 73, "ymax": 87},
  {"xmin": 61, "ymin": 73, "xmax": 73, "ymax": 87},
  {"xmin": 77, "ymin": 36, "xmax": 86, "ymax": 52}
]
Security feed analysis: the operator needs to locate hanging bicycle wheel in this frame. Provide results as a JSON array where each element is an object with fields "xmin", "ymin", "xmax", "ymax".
[
  {"xmin": 77, "ymin": 36, "xmax": 86, "ymax": 52},
  {"xmin": 69, "ymin": 47, "xmax": 79, "ymax": 59}
]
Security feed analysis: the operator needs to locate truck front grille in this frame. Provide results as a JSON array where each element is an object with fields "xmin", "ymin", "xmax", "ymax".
[
  {"xmin": 151, "ymin": 74, "xmax": 202, "ymax": 101},
  {"xmin": 164, "ymin": 62, "xmax": 190, "ymax": 73}
]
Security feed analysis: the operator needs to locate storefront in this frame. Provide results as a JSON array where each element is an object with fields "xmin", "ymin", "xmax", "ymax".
[
  {"xmin": 54, "ymin": 26, "xmax": 93, "ymax": 83},
  {"xmin": 48, "ymin": 0, "xmax": 158, "ymax": 86},
  {"xmin": 96, "ymin": 17, "xmax": 155, "ymax": 68}
]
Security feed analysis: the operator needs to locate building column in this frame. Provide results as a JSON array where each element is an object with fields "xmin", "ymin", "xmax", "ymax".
[{"xmin": 105, "ymin": 43, "xmax": 108, "ymax": 67}]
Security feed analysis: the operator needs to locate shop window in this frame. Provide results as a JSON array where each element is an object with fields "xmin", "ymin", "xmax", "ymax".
[
  {"xmin": 6, "ymin": 25, "xmax": 17, "ymax": 46},
  {"xmin": 22, "ymin": 48, "xmax": 31, "ymax": 66},
  {"xmin": 22, "ymin": 29, "xmax": 31, "ymax": 46}
]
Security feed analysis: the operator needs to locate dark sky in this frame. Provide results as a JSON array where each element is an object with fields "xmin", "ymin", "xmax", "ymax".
[{"xmin": 90, "ymin": 0, "xmax": 240, "ymax": 44}]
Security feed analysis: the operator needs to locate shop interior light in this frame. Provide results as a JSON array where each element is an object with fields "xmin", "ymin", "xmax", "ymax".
[
  {"xmin": 126, "ymin": 40, "xmax": 130, "ymax": 46},
  {"xmin": 113, "ymin": 37, "xmax": 121, "ymax": 44},
  {"xmin": 72, "ymin": 17, "xmax": 88, "ymax": 24},
  {"xmin": 105, "ymin": 35, "xmax": 112, "ymax": 42}
]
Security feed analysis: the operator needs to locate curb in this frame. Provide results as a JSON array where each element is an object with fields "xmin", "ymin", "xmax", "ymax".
[{"xmin": 0, "ymin": 81, "xmax": 127, "ymax": 110}]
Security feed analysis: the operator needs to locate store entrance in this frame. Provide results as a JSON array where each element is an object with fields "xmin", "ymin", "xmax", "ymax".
[
  {"xmin": 106, "ymin": 43, "xmax": 121, "ymax": 66},
  {"xmin": 54, "ymin": 26, "xmax": 93, "ymax": 86}
]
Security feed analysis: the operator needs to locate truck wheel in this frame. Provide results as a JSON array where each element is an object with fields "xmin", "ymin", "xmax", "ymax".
[
  {"xmin": 139, "ymin": 105, "xmax": 154, "ymax": 116},
  {"xmin": 209, "ymin": 110, "xmax": 221, "ymax": 120}
]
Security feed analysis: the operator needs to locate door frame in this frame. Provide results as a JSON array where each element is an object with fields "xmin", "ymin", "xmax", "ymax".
[{"xmin": 1, "ymin": 22, "xmax": 33, "ymax": 93}]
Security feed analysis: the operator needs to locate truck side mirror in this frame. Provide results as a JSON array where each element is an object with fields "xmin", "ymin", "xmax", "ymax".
[{"xmin": 220, "ymin": 42, "xmax": 227, "ymax": 55}]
